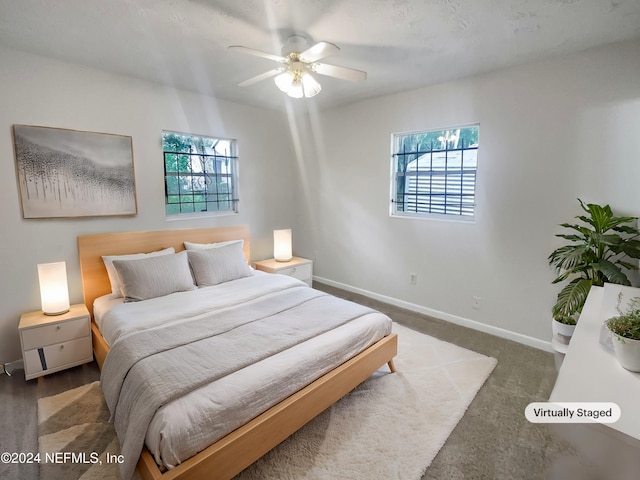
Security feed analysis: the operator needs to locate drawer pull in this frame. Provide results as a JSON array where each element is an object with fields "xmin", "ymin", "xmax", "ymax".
[
  {"xmin": 292, "ymin": 267, "xmax": 297, "ymax": 273},
  {"xmin": 59, "ymin": 345, "xmax": 64, "ymax": 350},
  {"xmin": 56, "ymin": 326, "xmax": 61, "ymax": 331},
  {"xmin": 38, "ymin": 348, "xmax": 47, "ymax": 371}
]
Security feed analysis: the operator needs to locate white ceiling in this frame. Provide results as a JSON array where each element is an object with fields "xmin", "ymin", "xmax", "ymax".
[{"xmin": 1, "ymin": 0, "xmax": 639, "ymax": 111}]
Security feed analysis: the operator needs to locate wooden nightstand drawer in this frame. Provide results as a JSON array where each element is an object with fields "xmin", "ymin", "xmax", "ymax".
[
  {"xmin": 21, "ymin": 316, "xmax": 90, "ymax": 351},
  {"xmin": 23, "ymin": 336, "xmax": 93, "ymax": 377},
  {"xmin": 278, "ymin": 263, "xmax": 312, "ymax": 283}
]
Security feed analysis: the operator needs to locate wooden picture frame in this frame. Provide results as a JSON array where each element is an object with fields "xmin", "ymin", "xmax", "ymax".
[{"xmin": 13, "ymin": 125, "xmax": 137, "ymax": 218}]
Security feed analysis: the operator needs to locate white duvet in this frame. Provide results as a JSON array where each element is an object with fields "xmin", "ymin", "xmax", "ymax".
[{"xmin": 97, "ymin": 271, "xmax": 392, "ymax": 474}]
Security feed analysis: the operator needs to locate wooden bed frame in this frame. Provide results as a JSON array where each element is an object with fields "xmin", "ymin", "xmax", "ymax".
[{"xmin": 77, "ymin": 225, "xmax": 398, "ymax": 480}]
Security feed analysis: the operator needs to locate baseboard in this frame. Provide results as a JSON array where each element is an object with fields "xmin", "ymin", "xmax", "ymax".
[{"xmin": 314, "ymin": 275, "xmax": 554, "ymax": 353}]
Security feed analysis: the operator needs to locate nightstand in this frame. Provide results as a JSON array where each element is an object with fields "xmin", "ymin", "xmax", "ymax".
[
  {"xmin": 19, "ymin": 304, "xmax": 93, "ymax": 380},
  {"xmin": 254, "ymin": 257, "xmax": 313, "ymax": 287}
]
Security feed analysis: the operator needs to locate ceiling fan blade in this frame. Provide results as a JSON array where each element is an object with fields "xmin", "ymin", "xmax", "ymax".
[
  {"xmin": 228, "ymin": 45, "xmax": 285, "ymax": 63},
  {"xmin": 299, "ymin": 41, "xmax": 340, "ymax": 63},
  {"xmin": 313, "ymin": 63, "xmax": 367, "ymax": 82},
  {"xmin": 238, "ymin": 68, "xmax": 284, "ymax": 87}
]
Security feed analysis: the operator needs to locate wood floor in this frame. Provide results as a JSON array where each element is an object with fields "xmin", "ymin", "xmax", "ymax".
[{"xmin": 0, "ymin": 282, "xmax": 574, "ymax": 480}]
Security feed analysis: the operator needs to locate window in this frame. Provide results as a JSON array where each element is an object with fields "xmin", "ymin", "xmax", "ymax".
[
  {"xmin": 163, "ymin": 131, "xmax": 238, "ymax": 216},
  {"xmin": 391, "ymin": 125, "xmax": 478, "ymax": 220}
]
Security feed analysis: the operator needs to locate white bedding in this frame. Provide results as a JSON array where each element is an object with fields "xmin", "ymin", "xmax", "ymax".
[
  {"xmin": 93, "ymin": 294, "xmax": 122, "ymax": 331},
  {"xmin": 96, "ymin": 271, "xmax": 393, "ymax": 473},
  {"xmin": 97, "ymin": 270, "xmax": 281, "ymax": 346}
]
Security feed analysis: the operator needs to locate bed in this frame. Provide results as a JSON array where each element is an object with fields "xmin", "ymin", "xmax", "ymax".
[{"xmin": 77, "ymin": 225, "xmax": 398, "ymax": 480}]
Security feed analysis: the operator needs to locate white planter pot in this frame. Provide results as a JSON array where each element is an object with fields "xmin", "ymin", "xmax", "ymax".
[
  {"xmin": 610, "ymin": 333, "xmax": 640, "ymax": 372},
  {"xmin": 552, "ymin": 319, "xmax": 576, "ymax": 338},
  {"xmin": 551, "ymin": 319, "xmax": 576, "ymax": 355}
]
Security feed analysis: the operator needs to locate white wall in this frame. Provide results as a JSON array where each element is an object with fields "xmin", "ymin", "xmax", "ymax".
[
  {"xmin": 2, "ymin": 39, "xmax": 639, "ymax": 363},
  {"xmin": 0, "ymin": 47, "xmax": 295, "ymax": 363},
  {"xmin": 291, "ymin": 40, "xmax": 640, "ymax": 348}
]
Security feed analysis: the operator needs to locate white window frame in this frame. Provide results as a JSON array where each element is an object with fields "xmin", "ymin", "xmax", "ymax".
[
  {"xmin": 163, "ymin": 130, "xmax": 239, "ymax": 219},
  {"xmin": 390, "ymin": 124, "xmax": 479, "ymax": 221}
]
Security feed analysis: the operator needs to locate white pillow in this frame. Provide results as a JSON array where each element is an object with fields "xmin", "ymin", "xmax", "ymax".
[
  {"xmin": 187, "ymin": 242, "xmax": 252, "ymax": 286},
  {"xmin": 112, "ymin": 251, "xmax": 196, "ymax": 302},
  {"xmin": 102, "ymin": 247, "xmax": 175, "ymax": 298},
  {"xmin": 184, "ymin": 239, "xmax": 244, "ymax": 251}
]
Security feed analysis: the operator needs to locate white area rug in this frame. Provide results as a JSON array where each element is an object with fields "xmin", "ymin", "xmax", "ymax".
[
  {"xmin": 236, "ymin": 323, "xmax": 497, "ymax": 479},
  {"xmin": 37, "ymin": 323, "xmax": 497, "ymax": 480},
  {"xmin": 38, "ymin": 381, "xmax": 137, "ymax": 480}
]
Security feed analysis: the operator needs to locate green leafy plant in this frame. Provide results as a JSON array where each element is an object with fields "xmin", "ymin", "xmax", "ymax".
[
  {"xmin": 607, "ymin": 294, "xmax": 640, "ymax": 341},
  {"xmin": 548, "ymin": 199, "xmax": 640, "ymax": 324}
]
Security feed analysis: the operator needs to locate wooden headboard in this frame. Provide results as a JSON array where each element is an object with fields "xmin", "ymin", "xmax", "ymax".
[{"xmin": 77, "ymin": 225, "xmax": 250, "ymax": 317}]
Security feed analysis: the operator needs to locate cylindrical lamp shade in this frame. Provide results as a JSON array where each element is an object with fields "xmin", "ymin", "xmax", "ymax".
[
  {"xmin": 273, "ymin": 229, "xmax": 293, "ymax": 262},
  {"xmin": 38, "ymin": 262, "xmax": 70, "ymax": 315}
]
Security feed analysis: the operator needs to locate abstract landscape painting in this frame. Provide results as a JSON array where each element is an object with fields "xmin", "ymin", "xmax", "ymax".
[{"xmin": 13, "ymin": 125, "xmax": 137, "ymax": 218}]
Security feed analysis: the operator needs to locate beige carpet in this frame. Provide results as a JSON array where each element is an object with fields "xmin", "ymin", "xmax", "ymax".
[{"xmin": 38, "ymin": 323, "xmax": 497, "ymax": 480}]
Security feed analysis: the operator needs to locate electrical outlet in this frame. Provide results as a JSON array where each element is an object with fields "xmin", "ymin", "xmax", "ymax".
[
  {"xmin": 472, "ymin": 296, "xmax": 481, "ymax": 310},
  {"xmin": 409, "ymin": 272, "xmax": 417, "ymax": 285}
]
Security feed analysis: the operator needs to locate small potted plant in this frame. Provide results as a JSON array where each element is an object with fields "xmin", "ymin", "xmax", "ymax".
[
  {"xmin": 548, "ymin": 199, "xmax": 640, "ymax": 342},
  {"xmin": 606, "ymin": 293, "xmax": 640, "ymax": 372}
]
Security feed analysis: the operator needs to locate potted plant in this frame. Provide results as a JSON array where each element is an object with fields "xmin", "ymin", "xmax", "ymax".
[
  {"xmin": 548, "ymin": 199, "xmax": 640, "ymax": 340},
  {"xmin": 606, "ymin": 293, "xmax": 640, "ymax": 372}
]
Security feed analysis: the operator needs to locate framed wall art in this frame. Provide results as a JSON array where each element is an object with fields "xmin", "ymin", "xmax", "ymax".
[{"xmin": 13, "ymin": 125, "xmax": 137, "ymax": 218}]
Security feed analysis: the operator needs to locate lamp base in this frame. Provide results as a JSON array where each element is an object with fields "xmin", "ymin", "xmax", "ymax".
[
  {"xmin": 43, "ymin": 308, "xmax": 70, "ymax": 316},
  {"xmin": 275, "ymin": 257, "xmax": 293, "ymax": 263}
]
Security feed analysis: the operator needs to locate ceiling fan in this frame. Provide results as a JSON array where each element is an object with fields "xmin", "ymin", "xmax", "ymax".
[{"xmin": 229, "ymin": 35, "xmax": 367, "ymax": 99}]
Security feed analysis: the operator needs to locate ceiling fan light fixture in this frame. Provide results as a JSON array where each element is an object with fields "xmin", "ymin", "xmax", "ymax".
[
  {"xmin": 301, "ymin": 73, "xmax": 321, "ymax": 98},
  {"xmin": 287, "ymin": 77, "xmax": 304, "ymax": 98},
  {"xmin": 274, "ymin": 70, "xmax": 321, "ymax": 99},
  {"xmin": 274, "ymin": 71, "xmax": 294, "ymax": 93}
]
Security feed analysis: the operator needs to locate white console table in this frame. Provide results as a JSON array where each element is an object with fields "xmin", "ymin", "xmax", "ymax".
[{"xmin": 549, "ymin": 285, "xmax": 640, "ymax": 479}]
